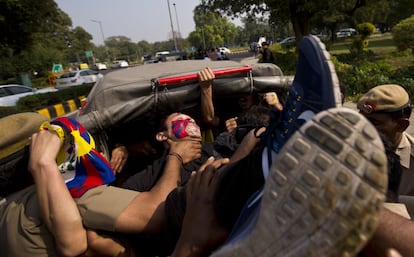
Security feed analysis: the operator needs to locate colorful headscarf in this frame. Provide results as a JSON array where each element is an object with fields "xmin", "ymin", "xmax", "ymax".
[{"xmin": 41, "ymin": 117, "xmax": 115, "ymax": 198}]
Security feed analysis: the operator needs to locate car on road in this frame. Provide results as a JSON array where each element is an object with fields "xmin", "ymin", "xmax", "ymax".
[
  {"xmin": 338, "ymin": 28, "xmax": 357, "ymax": 36},
  {"xmin": 55, "ymin": 69, "xmax": 103, "ymax": 89},
  {"xmin": 280, "ymin": 37, "xmax": 296, "ymax": 44},
  {"xmin": 336, "ymin": 28, "xmax": 357, "ymax": 39},
  {"xmin": 279, "ymin": 37, "xmax": 296, "ymax": 48},
  {"xmin": 219, "ymin": 47, "xmax": 231, "ymax": 54},
  {"xmin": 111, "ymin": 60, "xmax": 129, "ymax": 69},
  {"xmin": 336, "ymin": 31, "xmax": 352, "ymax": 39},
  {"xmin": 0, "ymin": 84, "xmax": 58, "ymax": 106},
  {"xmin": 92, "ymin": 63, "xmax": 108, "ymax": 70}
]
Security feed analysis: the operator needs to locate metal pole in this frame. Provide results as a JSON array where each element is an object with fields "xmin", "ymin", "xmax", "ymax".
[
  {"xmin": 90, "ymin": 19, "xmax": 106, "ymax": 45},
  {"xmin": 173, "ymin": 3, "xmax": 181, "ymax": 38},
  {"xmin": 90, "ymin": 19, "xmax": 109, "ymax": 61},
  {"xmin": 173, "ymin": 3, "xmax": 182, "ymax": 50},
  {"xmin": 167, "ymin": 0, "xmax": 178, "ymax": 51}
]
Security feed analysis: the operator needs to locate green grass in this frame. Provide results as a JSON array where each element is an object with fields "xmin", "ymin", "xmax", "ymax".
[
  {"xmin": 329, "ymin": 33, "xmax": 413, "ymax": 70},
  {"xmin": 329, "ymin": 33, "xmax": 396, "ymax": 55}
]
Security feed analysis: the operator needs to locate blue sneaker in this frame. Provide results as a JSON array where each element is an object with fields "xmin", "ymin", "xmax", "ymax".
[
  {"xmin": 262, "ymin": 35, "xmax": 342, "ymax": 156},
  {"xmin": 211, "ymin": 107, "xmax": 387, "ymax": 257}
]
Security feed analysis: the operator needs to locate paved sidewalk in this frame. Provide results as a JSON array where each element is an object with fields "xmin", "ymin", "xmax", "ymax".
[{"xmin": 239, "ymin": 56, "xmax": 260, "ymax": 66}]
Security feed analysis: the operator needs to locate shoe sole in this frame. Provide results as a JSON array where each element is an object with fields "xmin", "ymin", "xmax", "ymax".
[{"xmin": 212, "ymin": 107, "xmax": 387, "ymax": 257}]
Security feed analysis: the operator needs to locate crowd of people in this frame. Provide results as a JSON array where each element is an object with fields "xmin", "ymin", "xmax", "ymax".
[{"xmin": 1, "ymin": 35, "xmax": 414, "ymax": 257}]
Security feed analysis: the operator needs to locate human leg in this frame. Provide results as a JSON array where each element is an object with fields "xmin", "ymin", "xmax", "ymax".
[
  {"xmin": 262, "ymin": 35, "xmax": 342, "ymax": 156},
  {"xmin": 212, "ymin": 107, "xmax": 388, "ymax": 257}
]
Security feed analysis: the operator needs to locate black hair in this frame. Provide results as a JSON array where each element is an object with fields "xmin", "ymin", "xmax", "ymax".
[{"xmin": 238, "ymin": 105, "xmax": 270, "ymax": 128}]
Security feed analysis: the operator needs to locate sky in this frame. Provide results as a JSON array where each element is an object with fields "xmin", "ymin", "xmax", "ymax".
[{"xmin": 54, "ymin": 0, "xmax": 205, "ymax": 45}]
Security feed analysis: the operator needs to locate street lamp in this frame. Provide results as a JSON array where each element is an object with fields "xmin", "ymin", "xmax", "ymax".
[
  {"xmin": 90, "ymin": 19, "xmax": 106, "ymax": 46},
  {"xmin": 173, "ymin": 3, "xmax": 182, "ymax": 50},
  {"xmin": 90, "ymin": 19, "xmax": 109, "ymax": 61},
  {"xmin": 166, "ymin": 0, "xmax": 178, "ymax": 51}
]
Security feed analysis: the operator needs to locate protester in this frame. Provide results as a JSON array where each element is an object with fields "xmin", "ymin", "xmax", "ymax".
[
  {"xmin": 119, "ymin": 112, "xmax": 220, "ymax": 193},
  {"xmin": 107, "ymin": 66, "xmax": 219, "ymax": 174},
  {"xmin": 0, "ymin": 112, "xmax": 203, "ymax": 256},
  {"xmin": 0, "ymin": 113, "xmax": 87, "ymax": 256}
]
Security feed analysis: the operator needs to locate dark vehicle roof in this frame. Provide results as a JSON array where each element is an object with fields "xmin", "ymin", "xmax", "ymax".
[{"xmin": 77, "ymin": 60, "xmax": 292, "ymax": 133}]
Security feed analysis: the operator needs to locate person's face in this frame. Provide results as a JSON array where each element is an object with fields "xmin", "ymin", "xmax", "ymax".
[
  {"xmin": 166, "ymin": 113, "xmax": 201, "ymax": 140},
  {"xmin": 238, "ymin": 94, "xmax": 257, "ymax": 110},
  {"xmin": 360, "ymin": 112, "xmax": 400, "ymax": 146}
]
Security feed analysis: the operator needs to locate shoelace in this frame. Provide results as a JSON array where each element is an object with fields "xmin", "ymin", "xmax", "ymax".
[{"xmin": 41, "ymin": 117, "xmax": 115, "ymax": 198}]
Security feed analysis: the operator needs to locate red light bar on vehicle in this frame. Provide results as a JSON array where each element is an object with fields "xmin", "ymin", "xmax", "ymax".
[{"xmin": 156, "ymin": 66, "xmax": 252, "ymax": 86}]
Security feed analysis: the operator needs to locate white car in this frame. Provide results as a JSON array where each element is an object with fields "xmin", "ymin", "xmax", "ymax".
[
  {"xmin": 219, "ymin": 47, "xmax": 231, "ymax": 54},
  {"xmin": 111, "ymin": 60, "xmax": 129, "ymax": 69},
  {"xmin": 338, "ymin": 28, "xmax": 357, "ymax": 36},
  {"xmin": 336, "ymin": 31, "xmax": 352, "ymax": 39},
  {"xmin": 0, "ymin": 84, "xmax": 58, "ymax": 106},
  {"xmin": 279, "ymin": 37, "xmax": 296, "ymax": 44},
  {"xmin": 93, "ymin": 63, "xmax": 107, "ymax": 70},
  {"xmin": 55, "ymin": 69, "xmax": 103, "ymax": 89}
]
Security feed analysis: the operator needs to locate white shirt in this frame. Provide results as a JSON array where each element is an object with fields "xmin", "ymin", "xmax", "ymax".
[{"xmin": 397, "ymin": 132, "xmax": 414, "ymax": 195}]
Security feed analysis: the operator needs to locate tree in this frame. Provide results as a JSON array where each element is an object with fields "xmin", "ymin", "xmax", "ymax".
[
  {"xmin": 0, "ymin": 0, "xmax": 64, "ymax": 53},
  {"xmin": 351, "ymin": 22, "xmax": 376, "ymax": 53},
  {"xmin": 136, "ymin": 40, "xmax": 153, "ymax": 60},
  {"xmin": 188, "ymin": 5, "xmax": 238, "ymax": 48},
  {"xmin": 203, "ymin": 0, "xmax": 378, "ymax": 43},
  {"xmin": 240, "ymin": 17, "xmax": 284, "ymax": 44},
  {"xmin": 350, "ymin": 0, "xmax": 412, "ymax": 34},
  {"xmin": 104, "ymin": 36, "xmax": 144, "ymax": 62},
  {"xmin": 392, "ymin": 15, "xmax": 414, "ymax": 54},
  {"xmin": 0, "ymin": 1, "xmax": 87, "ymax": 79}
]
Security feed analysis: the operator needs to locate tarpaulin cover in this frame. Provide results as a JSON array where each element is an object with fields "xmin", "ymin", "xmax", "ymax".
[{"xmin": 77, "ymin": 60, "xmax": 293, "ymax": 134}]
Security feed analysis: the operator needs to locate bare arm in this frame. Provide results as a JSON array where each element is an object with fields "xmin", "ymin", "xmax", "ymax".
[
  {"xmin": 199, "ymin": 67, "xmax": 219, "ymax": 127},
  {"xmin": 29, "ymin": 130, "xmax": 87, "ymax": 257},
  {"xmin": 229, "ymin": 127, "xmax": 265, "ymax": 164},
  {"xmin": 363, "ymin": 207, "xmax": 414, "ymax": 257},
  {"xmin": 84, "ymin": 230, "xmax": 134, "ymax": 257},
  {"xmin": 114, "ymin": 139, "xmax": 202, "ymax": 234}
]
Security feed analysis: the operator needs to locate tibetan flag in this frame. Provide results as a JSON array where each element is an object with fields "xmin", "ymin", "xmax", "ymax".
[{"xmin": 41, "ymin": 117, "xmax": 115, "ymax": 198}]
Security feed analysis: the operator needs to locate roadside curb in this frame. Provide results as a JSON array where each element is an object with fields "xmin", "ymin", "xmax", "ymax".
[{"xmin": 36, "ymin": 96, "xmax": 85, "ymax": 119}]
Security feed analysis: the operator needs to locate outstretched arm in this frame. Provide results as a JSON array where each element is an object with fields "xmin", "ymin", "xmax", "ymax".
[
  {"xmin": 199, "ymin": 67, "xmax": 219, "ymax": 127},
  {"xmin": 229, "ymin": 127, "xmax": 265, "ymax": 164},
  {"xmin": 114, "ymin": 138, "xmax": 202, "ymax": 234},
  {"xmin": 29, "ymin": 130, "xmax": 87, "ymax": 257}
]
